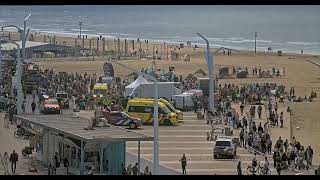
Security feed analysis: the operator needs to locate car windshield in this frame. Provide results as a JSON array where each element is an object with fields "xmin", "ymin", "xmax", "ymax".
[
  {"xmin": 93, "ymin": 89, "xmax": 106, "ymax": 95},
  {"xmin": 46, "ymin": 99, "xmax": 59, "ymax": 104},
  {"xmin": 57, "ymin": 94, "xmax": 68, "ymax": 99},
  {"xmin": 165, "ymin": 103, "xmax": 175, "ymax": 112},
  {"xmin": 216, "ymin": 141, "xmax": 231, "ymax": 147},
  {"xmin": 162, "ymin": 106, "xmax": 171, "ymax": 114}
]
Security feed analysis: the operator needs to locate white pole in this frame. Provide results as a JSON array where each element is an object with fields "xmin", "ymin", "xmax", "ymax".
[
  {"xmin": 255, "ymin": 32, "xmax": 257, "ymax": 54},
  {"xmin": 153, "ymin": 80, "xmax": 159, "ymax": 175},
  {"xmin": 22, "ymin": 13, "xmax": 31, "ymax": 64},
  {"xmin": 110, "ymin": 60, "xmax": 159, "ymax": 174},
  {"xmin": 196, "ymin": 33, "xmax": 214, "ymax": 110},
  {"xmin": 22, "ymin": 20, "xmax": 26, "ymax": 64}
]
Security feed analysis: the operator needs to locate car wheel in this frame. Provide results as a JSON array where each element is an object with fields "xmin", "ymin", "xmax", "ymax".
[
  {"xmin": 129, "ymin": 123, "xmax": 137, "ymax": 129},
  {"xmin": 164, "ymin": 119, "xmax": 172, "ymax": 126}
]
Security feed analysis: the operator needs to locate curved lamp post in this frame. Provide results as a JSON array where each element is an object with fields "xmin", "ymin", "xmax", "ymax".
[
  {"xmin": 1, "ymin": 13, "xmax": 31, "ymax": 64},
  {"xmin": 196, "ymin": 33, "xmax": 232, "ymax": 110}
]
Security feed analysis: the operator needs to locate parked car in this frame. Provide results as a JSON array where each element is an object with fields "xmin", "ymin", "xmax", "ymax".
[
  {"xmin": 40, "ymin": 98, "xmax": 61, "ymax": 114},
  {"xmin": 38, "ymin": 93, "xmax": 50, "ymax": 104},
  {"xmin": 214, "ymin": 137, "xmax": 237, "ymax": 159},
  {"xmin": 101, "ymin": 111, "xmax": 142, "ymax": 129}
]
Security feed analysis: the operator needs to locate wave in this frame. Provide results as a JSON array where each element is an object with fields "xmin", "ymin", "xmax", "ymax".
[
  {"xmin": 4, "ymin": 27, "xmax": 320, "ymax": 55},
  {"xmin": 286, "ymin": 41, "xmax": 320, "ymax": 46},
  {"xmin": 70, "ymin": 28, "xmax": 90, "ymax": 32}
]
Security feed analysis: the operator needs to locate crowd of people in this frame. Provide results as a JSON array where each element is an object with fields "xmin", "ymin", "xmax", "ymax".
[
  {"xmin": 236, "ymin": 95, "xmax": 316, "ymax": 175},
  {"xmin": 121, "ymin": 163, "xmax": 152, "ymax": 175}
]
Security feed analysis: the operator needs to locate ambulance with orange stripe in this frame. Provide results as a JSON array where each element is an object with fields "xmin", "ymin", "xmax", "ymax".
[{"xmin": 125, "ymin": 99, "xmax": 177, "ymax": 126}]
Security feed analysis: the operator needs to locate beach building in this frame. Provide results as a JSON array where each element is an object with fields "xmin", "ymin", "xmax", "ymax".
[
  {"xmin": 0, "ymin": 41, "xmax": 80, "ymax": 59},
  {"xmin": 14, "ymin": 114, "xmax": 153, "ymax": 175}
]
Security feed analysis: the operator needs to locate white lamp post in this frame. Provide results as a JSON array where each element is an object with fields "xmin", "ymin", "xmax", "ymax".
[
  {"xmin": 196, "ymin": 33, "xmax": 232, "ymax": 111},
  {"xmin": 110, "ymin": 60, "xmax": 159, "ymax": 175},
  {"xmin": 196, "ymin": 33, "xmax": 215, "ymax": 110},
  {"xmin": 1, "ymin": 13, "xmax": 31, "ymax": 64},
  {"xmin": 79, "ymin": 21, "xmax": 83, "ymax": 38}
]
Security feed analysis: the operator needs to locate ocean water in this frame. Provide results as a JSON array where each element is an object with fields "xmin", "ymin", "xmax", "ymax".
[{"xmin": 0, "ymin": 5, "xmax": 320, "ymax": 55}]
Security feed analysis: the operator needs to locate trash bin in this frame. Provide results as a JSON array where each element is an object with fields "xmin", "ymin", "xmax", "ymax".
[{"xmin": 278, "ymin": 51, "xmax": 282, "ymax": 56}]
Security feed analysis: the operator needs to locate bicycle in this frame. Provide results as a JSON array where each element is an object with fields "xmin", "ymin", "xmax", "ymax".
[{"xmin": 247, "ymin": 162, "xmax": 271, "ymax": 175}]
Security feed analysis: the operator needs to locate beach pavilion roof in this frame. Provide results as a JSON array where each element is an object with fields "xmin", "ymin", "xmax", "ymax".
[
  {"xmin": 193, "ymin": 69, "xmax": 207, "ymax": 77},
  {"xmin": 15, "ymin": 114, "xmax": 153, "ymax": 142},
  {"xmin": 0, "ymin": 41, "xmax": 48, "ymax": 51}
]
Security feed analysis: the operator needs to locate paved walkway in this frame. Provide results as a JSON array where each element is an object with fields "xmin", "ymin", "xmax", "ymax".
[{"xmin": 0, "ymin": 113, "xmax": 45, "ymax": 175}]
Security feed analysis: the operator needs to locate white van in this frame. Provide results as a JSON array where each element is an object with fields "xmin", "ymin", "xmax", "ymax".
[{"xmin": 172, "ymin": 93, "xmax": 194, "ymax": 111}]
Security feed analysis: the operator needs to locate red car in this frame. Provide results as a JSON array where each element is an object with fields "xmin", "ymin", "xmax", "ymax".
[
  {"xmin": 101, "ymin": 111, "xmax": 142, "ymax": 129},
  {"xmin": 40, "ymin": 98, "xmax": 61, "ymax": 114}
]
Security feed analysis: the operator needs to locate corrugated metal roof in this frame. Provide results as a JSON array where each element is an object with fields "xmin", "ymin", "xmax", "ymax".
[
  {"xmin": 0, "ymin": 41, "xmax": 49, "ymax": 51},
  {"xmin": 15, "ymin": 114, "xmax": 153, "ymax": 142}
]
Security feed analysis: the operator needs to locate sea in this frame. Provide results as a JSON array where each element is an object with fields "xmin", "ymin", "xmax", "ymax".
[{"xmin": 0, "ymin": 5, "xmax": 320, "ymax": 55}]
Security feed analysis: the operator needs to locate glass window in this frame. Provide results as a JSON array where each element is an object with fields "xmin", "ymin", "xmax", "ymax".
[
  {"xmin": 128, "ymin": 106, "xmax": 145, "ymax": 113},
  {"xmin": 216, "ymin": 141, "xmax": 231, "ymax": 147},
  {"xmin": 45, "ymin": 99, "xmax": 59, "ymax": 104},
  {"xmin": 161, "ymin": 106, "xmax": 171, "ymax": 114},
  {"xmin": 57, "ymin": 94, "xmax": 68, "ymax": 99}
]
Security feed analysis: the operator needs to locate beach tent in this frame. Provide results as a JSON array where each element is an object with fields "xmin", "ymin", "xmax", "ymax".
[{"xmin": 125, "ymin": 75, "xmax": 150, "ymax": 97}]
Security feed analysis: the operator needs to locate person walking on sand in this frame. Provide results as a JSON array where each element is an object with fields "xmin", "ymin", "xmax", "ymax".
[
  {"xmin": 9, "ymin": 150, "xmax": 18, "ymax": 174},
  {"xmin": 276, "ymin": 162, "xmax": 281, "ymax": 175},
  {"xmin": 280, "ymin": 112, "xmax": 284, "ymax": 128},
  {"xmin": 144, "ymin": 166, "xmax": 151, "ymax": 175},
  {"xmin": 22, "ymin": 100, "xmax": 26, "ymax": 114},
  {"xmin": 132, "ymin": 163, "xmax": 139, "ymax": 175},
  {"xmin": 179, "ymin": 154, "xmax": 187, "ymax": 175},
  {"xmin": 127, "ymin": 164, "xmax": 132, "ymax": 175},
  {"xmin": 240, "ymin": 103, "xmax": 244, "ymax": 116},
  {"xmin": 257, "ymin": 104, "xmax": 262, "ymax": 119},
  {"xmin": 237, "ymin": 160, "xmax": 242, "ymax": 175}
]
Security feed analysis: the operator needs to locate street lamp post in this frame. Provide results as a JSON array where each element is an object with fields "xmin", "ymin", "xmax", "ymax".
[
  {"xmin": 22, "ymin": 13, "xmax": 31, "ymax": 64},
  {"xmin": 110, "ymin": 60, "xmax": 159, "ymax": 175},
  {"xmin": 1, "ymin": 13, "xmax": 31, "ymax": 64},
  {"xmin": 255, "ymin": 32, "xmax": 257, "ymax": 54},
  {"xmin": 79, "ymin": 21, "xmax": 83, "ymax": 39},
  {"xmin": 196, "ymin": 33, "xmax": 232, "ymax": 111},
  {"xmin": 196, "ymin": 33, "xmax": 215, "ymax": 110}
]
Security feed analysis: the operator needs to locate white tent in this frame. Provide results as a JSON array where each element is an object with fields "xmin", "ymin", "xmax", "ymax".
[{"xmin": 125, "ymin": 75, "xmax": 150, "ymax": 97}]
